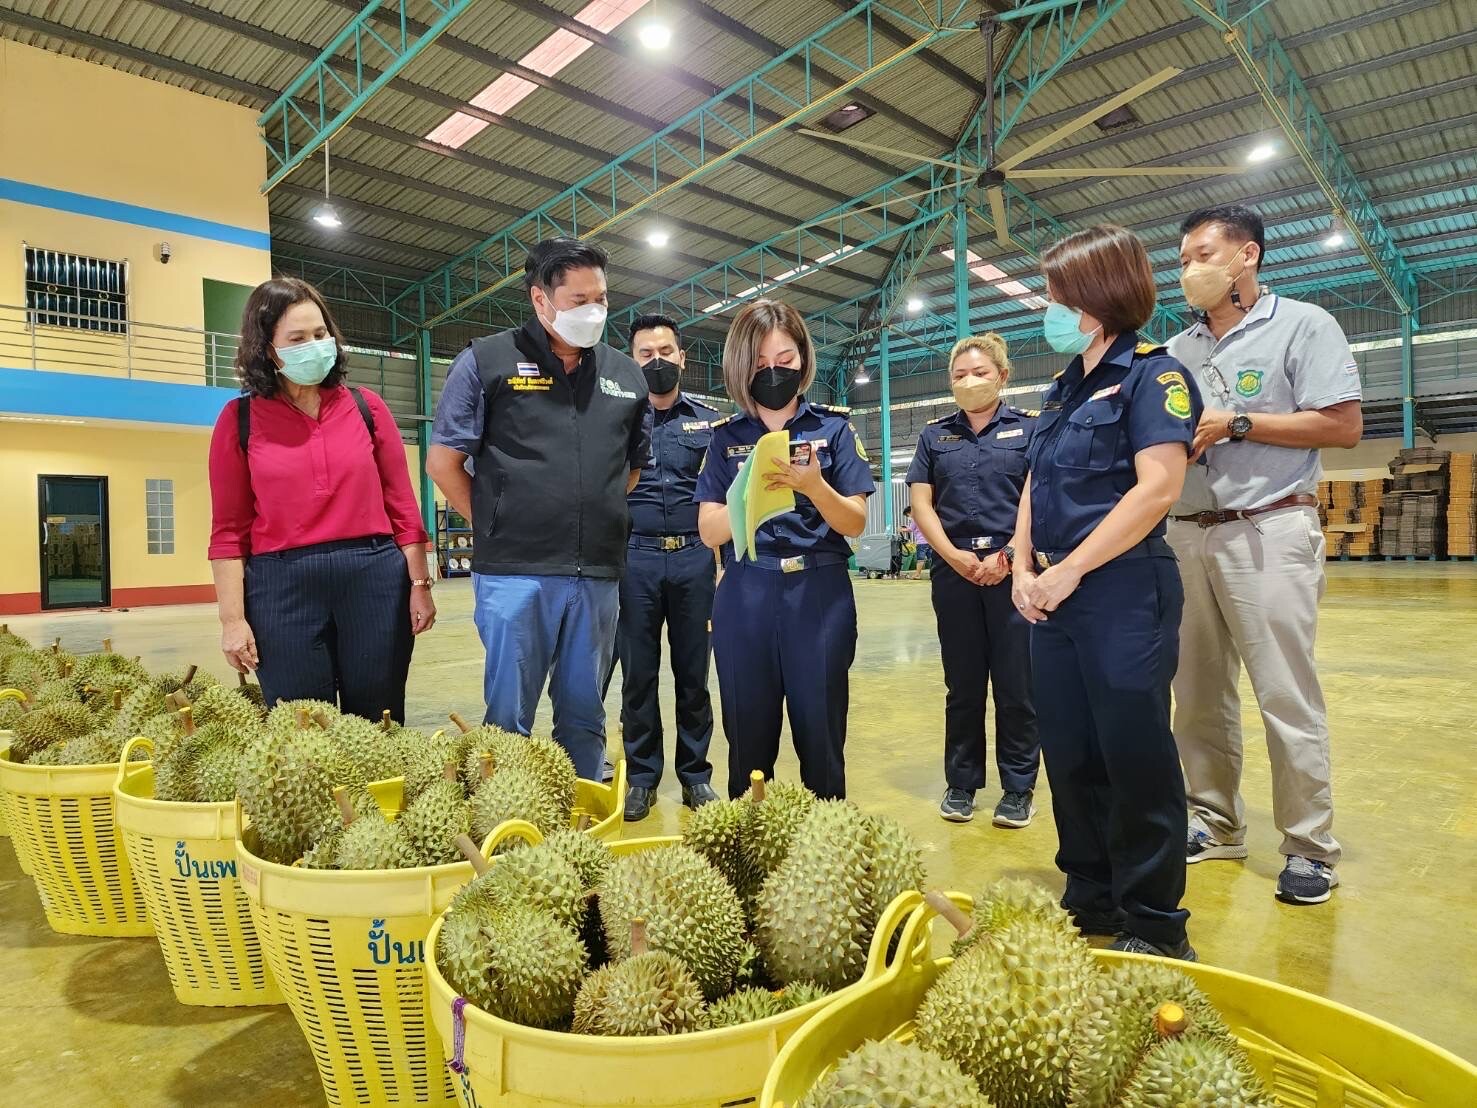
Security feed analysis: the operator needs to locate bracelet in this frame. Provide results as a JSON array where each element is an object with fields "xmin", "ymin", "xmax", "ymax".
[{"xmin": 410, "ymin": 577, "xmax": 435, "ymax": 589}]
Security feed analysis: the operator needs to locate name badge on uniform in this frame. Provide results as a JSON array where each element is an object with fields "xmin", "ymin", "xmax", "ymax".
[
  {"xmin": 996, "ymin": 428, "xmax": 1025, "ymax": 440},
  {"xmin": 937, "ymin": 434, "xmax": 962, "ymax": 443},
  {"xmin": 681, "ymin": 421, "xmax": 711, "ymax": 432},
  {"xmin": 511, "ymin": 362, "xmax": 552, "ymax": 391},
  {"xmin": 1089, "ymin": 384, "xmax": 1121, "ymax": 401},
  {"xmin": 725, "ymin": 444, "xmax": 754, "ymax": 459},
  {"xmin": 1043, "ymin": 400, "xmax": 1063, "ymax": 411}
]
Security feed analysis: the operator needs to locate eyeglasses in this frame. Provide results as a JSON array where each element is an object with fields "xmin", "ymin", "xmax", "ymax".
[{"xmin": 1202, "ymin": 359, "xmax": 1232, "ymax": 404}]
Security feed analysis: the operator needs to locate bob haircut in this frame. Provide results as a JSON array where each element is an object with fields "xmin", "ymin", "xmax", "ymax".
[
  {"xmin": 235, "ymin": 277, "xmax": 348, "ymax": 398},
  {"xmin": 722, "ymin": 299, "xmax": 816, "ymax": 415},
  {"xmin": 1040, "ymin": 224, "xmax": 1156, "ymax": 334},
  {"xmin": 948, "ymin": 332, "xmax": 1011, "ymax": 377}
]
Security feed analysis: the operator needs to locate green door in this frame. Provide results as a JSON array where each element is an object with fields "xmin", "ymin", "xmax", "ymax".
[
  {"xmin": 39, "ymin": 476, "xmax": 110, "ymax": 610},
  {"xmin": 203, "ymin": 279, "xmax": 254, "ymax": 387}
]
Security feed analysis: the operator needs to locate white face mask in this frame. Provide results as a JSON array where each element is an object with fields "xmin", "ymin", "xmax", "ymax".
[{"xmin": 546, "ymin": 302, "xmax": 607, "ymax": 349}]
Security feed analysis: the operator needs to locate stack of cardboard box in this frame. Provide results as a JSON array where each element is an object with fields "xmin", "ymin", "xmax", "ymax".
[
  {"xmin": 1381, "ymin": 448, "xmax": 1449, "ymax": 557},
  {"xmin": 1318, "ymin": 476, "xmax": 1385, "ymax": 557},
  {"xmin": 1447, "ymin": 453, "xmax": 1476, "ymax": 557}
]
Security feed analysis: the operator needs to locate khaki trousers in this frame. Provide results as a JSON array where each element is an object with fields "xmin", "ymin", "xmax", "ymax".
[{"xmin": 1167, "ymin": 506, "xmax": 1340, "ymax": 864}]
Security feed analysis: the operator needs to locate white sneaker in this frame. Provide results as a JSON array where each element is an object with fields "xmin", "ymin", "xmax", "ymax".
[{"xmin": 1186, "ymin": 826, "xmax": 1248, "ymax": 864}]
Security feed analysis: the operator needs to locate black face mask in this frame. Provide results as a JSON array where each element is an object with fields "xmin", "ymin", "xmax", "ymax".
[
  {"xmin": 641, "ymin": 356, "xmax": 681, "ymax": 395},
  {"xmin": 750, "ymin": 366, "xmax": 802, "ymax": 411}
]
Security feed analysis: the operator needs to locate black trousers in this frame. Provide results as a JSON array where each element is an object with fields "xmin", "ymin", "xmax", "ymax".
[
  {"xmin": 1030, "ymin": 554, "xmax": 1189, "ymax": 948},
  {"xmin": 930, "ymin": 557, "xmax": 1040, "ymax": 794},
  {"xmin": 244, "ymin": 536, "xmax": 414, "ymax": 722},
  {"xmin": 612, "ymin": 541, "xmax": 716, "ymax": 788}
]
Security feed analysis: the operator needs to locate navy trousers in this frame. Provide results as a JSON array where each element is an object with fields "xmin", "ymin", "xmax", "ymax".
[
  {"xmin": 712, "ymin": 559, "xmax": 856, "ymax": 800},
  {"xmin": 613, "ymin": 540, "xmax": 716, "ymax": 788},
  {"xmin": 244, "ymin": 536, "xmax": 413, "ymax": 722},
  {"xmin": 1030, "ymin": 554, "xmax": 1190, "ymax": 947},
  {"xmin": 931, "ymin": 557, "xmax": 1040, "ymax": 794}
]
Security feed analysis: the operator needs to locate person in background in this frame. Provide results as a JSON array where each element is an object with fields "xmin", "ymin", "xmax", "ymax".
[
  {"xmin": 208, "ymin": 277, "xmax": 434, "ymax": 722},
  {"xmin": 426, "ymin": 238, "xmax": 649, "ymax": 781},
  {"xmin": 1168, "ymin": 204, "xmax": 1362, "ymax": 905},
  {"xmin": 611, "ymin": 313, "xmax": 722, "ymax": 821},
  {"xmin": 1010, "ymin": 224, "xmax": 1203, "ymax": 961},
  {"xmin": 905, "ymin": 505, "xmax": 931, "ymax": 579},
  {"xmin": 907, "ymin": 333, "xmax": 1040, "ymax": 828},
  {"xmin": 695, "ymin": 299, "xmax": 874, "ymax": 799}
]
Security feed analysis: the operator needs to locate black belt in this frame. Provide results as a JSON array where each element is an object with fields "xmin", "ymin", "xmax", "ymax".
[
  {"xmin": 1033, "ymin": 537, "xmax": 1169, "ymax": 571},
  {"xmin": 733, "ymin": 551, "xmax": 850, "ymax": 574},
  {"xmin": 629, "ymin": 533, "xmax": 703, "ymax": 552}
]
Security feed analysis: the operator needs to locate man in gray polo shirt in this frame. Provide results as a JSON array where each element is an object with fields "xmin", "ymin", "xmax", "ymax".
[{"xmin": 1168, "ymin": 205, "xmax": 1362, "ymax": 906}]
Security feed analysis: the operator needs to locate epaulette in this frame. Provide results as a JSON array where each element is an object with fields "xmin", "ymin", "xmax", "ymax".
[
  {"xmin": 1015, "ymin": 408, "xmax": 1041, "ymax": 418},
  {"xmin": 811, "ymin": 402, "xmax": 851, "ymax": 416},
  {"xmin": 709, "ymin": 414, "xmax": 735, "ymax": 428},
  {"xmin": 1135, "ymin": 341, "xmax": 1168, "ymax": 355},
  {"xmin": 1052, "ymin": 369, "xmax": 1065, "ymax": 380},
  {"xmin": 927, "ymin": 412, "xmax": 956, "ymax": 426}
]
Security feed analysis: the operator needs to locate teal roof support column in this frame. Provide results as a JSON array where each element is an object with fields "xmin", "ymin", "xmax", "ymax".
[
  {"xmin": 954, "ymin": 200, "xmax": 970, "ymax": 343},
  {"xmin": 416, "ymin": 326, "xmax": 436, "ymax": 539},
  {"xmin": 1400, "ymin": 309, "xmax": 1415, "ymax": 450},
  {"xmin": 879, "ymin": 325, "xmax": 894, "ymax": 532}
]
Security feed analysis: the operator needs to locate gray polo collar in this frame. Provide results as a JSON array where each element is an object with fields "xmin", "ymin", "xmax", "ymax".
[{"xmin": 1190, "ymin": 290, "xmax": 1278, "ymax": 346}]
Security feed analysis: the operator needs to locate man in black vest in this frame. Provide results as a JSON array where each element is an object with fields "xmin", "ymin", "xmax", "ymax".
[{"xmin": 427, "ymin": 238, "xmax": 650, "ymax": 781}]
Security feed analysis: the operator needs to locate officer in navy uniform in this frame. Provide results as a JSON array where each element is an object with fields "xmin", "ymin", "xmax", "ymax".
[
  {"xmin": 1010, "ymin": 225, "xmax": 1204, "ymax": 961},
  {"xmin": 613, "ymin": 313, "xmax": 722, "ymax": 821},
  {"xmin": 906, "ymin": 333, "xmax": 1041, "ymax": 829},
  {"xmin": 695, "ymin": 299, "xmax": 874, "ymax": 800}
]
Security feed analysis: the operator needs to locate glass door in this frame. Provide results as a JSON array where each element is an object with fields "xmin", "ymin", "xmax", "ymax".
[{"xmin": 39, "ymin": 476, "xmax": 111, "ymax": 610}]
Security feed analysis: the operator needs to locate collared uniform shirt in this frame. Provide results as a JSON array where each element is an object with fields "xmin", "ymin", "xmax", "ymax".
[
  {"xmin": 1027, "ymin": 332, "xmax": 1203, "ymax": 554},
  {"xmin": 905, "ymin": 403, "xmax": 1036, "ymax": 547},
  {"xmin": 1168, "ymin": 293, "xmax": 1361, "ymax": 512},
  {"xmin": 628, "ymin": 393, "xmax": 722, "ymax": 536},
  {"xmin": 694, "ymin": 399, "xmax": 875, "ymax": 560}
]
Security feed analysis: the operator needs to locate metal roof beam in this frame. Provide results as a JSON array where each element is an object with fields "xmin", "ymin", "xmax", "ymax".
[{"xmin": 1180, "ymin": 0, "xmax": 1419, "ymax": 315}]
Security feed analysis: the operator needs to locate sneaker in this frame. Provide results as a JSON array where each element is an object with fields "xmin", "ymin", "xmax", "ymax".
[
  {"xmin": 1276, "ymin": 856, "xmax": 1339, "ymax": 905},
  {"xmin": 601, "ymin": 759, "xmax": 616, "ymax": 783},
  {"xmin": 1060, "ymin": 898, "xmax": 1125, "ymax": 937},
  {"xmin": 1109, "ymin": 933, "xmax": 1198, "ymax": 962},
  {"xmin": 624, "ymin": 785, "xmax": 655, "ymax": 822},
  {"xmin": 939, "ymin": 788, "xmax": 975, "ymax": 823},
  {"xmin": 681, "ymin": 782, "xmax": 719, "ymax": 810},
  {"xmin": 1186, "ymin": 826, "xmax": 1249, "ymax": 864},
  {"xmin": 992, "ymin": 789, "xmax": 1035, "ymax": 828}
]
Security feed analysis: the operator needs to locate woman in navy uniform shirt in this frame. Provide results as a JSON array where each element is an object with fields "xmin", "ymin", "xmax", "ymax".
[
  {"xmin": 1010, "ymin": 224, "xmax": 1204, "ymax": 961},
  {"xmin": 907, "ymin": 333, "xmax": 1040, "ymax": 829},
  {"xmin": 695, "ymin": 299, "xmax": 875, "ymax": 799}
]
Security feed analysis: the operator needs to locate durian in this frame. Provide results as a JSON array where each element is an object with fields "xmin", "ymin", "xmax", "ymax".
[
  {"xmin": 573, "ymin": 919, "xmax": 705, "ymax": 1036},
  {"xmin": 450, "ymin": 713, "xmax": 578, "ymax": 815},
  {"xmin": 778, "ymin": 981, "xmax": 831, "ymax": 1011},
  {"xmin": 449, "ymin": 835, "xmax": 586, "ymax": 931},
  {"xmin": 702, "ymin": 987, "xmax": 784, "ymax": 1029},
  {"xmin": 394, "ymin": 763, "xmax": 470, "ymax": 867},
  {"xmin": 1119, "ymin": 1035, "xmax": 1276, "ymax": 1108},
  {"xmin": 475, "ymin": 905, "xmax": 588, "ymax": 1029},
  {"xmin": 187, "ymin": 683, "xmax": 266, "ymax": 735},
  {"xmin": 264, "ymin": 699, "xmax": 338, "ymax": 735},
  {"xmin": 745, "ymin": 772, "xmax": 815, "ymax": 875},
  {"xmin": 332, "ymin": 788, "xmax": 407, "ymax": 870},
  {"xmin": 541, "ymin": 826, "xmax": 612, "ymax": 890},
  {"xmin": 797, "ymin": 1038, "xmax": 994, "ymax": 1108},
  {"xmin": 12, "ymin": 700, "xmax": 92, "ymax": 760},
  {"xmin": 862, "ymin": 813, "xmax": 925, "ymax": 934},
  {"xmin": 317, "ymin": 710, "xmax": 404, "ymax": 784},
  {"xmin": 470, "ymin": 764, "xmax": 562, "ymax": 845},
  {"xmin": 683, "ymin": 795, "xmax": 762, "ymax": 905}
]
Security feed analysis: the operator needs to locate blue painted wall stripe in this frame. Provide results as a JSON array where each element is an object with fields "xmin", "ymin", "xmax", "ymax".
[
  {"xmin": 0, "ymin": 366, "xmax": 238, "ymax": 427},
  {"xmin": 0, "ymin": 178, "xmax": 272, "ymax": 252}
]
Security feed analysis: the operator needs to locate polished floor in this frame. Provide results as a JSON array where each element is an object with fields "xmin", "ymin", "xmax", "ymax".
[{"xmin": 2, "ymin": 563, "xmax": 1474, "ymax": 1104}]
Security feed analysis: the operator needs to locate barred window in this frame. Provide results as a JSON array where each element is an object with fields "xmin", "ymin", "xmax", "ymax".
[
  {"xmin": 146, "ymin": 479, "xmax": 174, "ymax": 555},
  {"xmin": 24, "ymin": 245, "xmax": 128, "ymax": 334}
]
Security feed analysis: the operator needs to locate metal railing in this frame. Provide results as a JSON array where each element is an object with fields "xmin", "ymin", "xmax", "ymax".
[{"xmin": 0, "ymin": 303, "xmax": 241, "ymax": 387}]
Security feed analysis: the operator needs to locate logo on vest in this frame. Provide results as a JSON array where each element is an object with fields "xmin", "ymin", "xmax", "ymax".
[{"xmin": 600, "ymin": 377, "xmax": 638, "ymax": 399}]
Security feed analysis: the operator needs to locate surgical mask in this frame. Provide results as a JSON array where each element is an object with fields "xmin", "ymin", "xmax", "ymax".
[
  {"xmin": 952, "ymin": 375, "xmax": 1001, "ymax": 413},
  {"xmin": 750, "ymin": 366, "xmax": 803, "ymax": 411},
  {"xmin": 641, "ymin": 357, "xmax": 681, "ymax": 395},
  {"xmin": 547, "ymin": 302, "xmax": 607, "ymax": 349},
  {"xmin": 274, "ymin": 337, "xmax": 338, "ymax": 385},
  {"xmin": 1180, "ymin": 252, "xmax": 1248, "ymax": 310},
  {"xmin": 1042, "ymin": 302, "xmax": 1099, "ymax": 356}
]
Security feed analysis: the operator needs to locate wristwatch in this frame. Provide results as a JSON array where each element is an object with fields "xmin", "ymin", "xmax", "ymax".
[
  {"xmin": 1228, "ymin": 413, "xmax": 1253, "ymax": 442},
  {"xmin": 410, "ymin": 577, "xmax": 436, "ymax": 590},
  {"xmin": 1001, "ymin": 545, "xmax": 1016, "ymax": 568}
]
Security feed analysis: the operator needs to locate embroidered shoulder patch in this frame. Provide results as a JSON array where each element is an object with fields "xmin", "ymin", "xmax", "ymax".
[
  {"xmin": 1156, "ymin": 371, "xmax": 1187, "ymax": 387},
  {"xmin": 849, "ymin": 423, "xmax": 869, "ymax": 462},
  {"xmin": 1164, "ymin": 382, "xmax": 1193, "ymax": 420}
]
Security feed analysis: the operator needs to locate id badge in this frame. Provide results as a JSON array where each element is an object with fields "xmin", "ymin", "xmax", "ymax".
[{"xmin": 790, "ymin": 442, "xmax": 814, "ymax": 466}]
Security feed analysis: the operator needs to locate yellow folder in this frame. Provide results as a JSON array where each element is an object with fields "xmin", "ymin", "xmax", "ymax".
[{"xmin": 728, "ymin": 429, "xmax": 795, "ymax": 561}]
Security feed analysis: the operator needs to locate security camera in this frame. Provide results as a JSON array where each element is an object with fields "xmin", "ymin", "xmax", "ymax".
[{"xmin": 157, "ymin": 242, "xmax": 173, "ymax": 265}]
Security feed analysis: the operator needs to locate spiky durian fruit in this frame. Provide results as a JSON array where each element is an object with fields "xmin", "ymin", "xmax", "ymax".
[
  {"xmin": 914, "ymin": 915, "xmax": 1100, "ymax": 1108},
  {"xmin": 702, "ymin": 987, "xmax": 785, "ymax": 1029},
  {"xmin": 863, "ymin": 813, "xmax": 925, "ymax": 934},
  {"xmin": 264, "ymin": 699, "xmax": 338, "ymax": 735},
  {"xmin": 194, "ymin": 737, "xmax": 245, "ymax": 803},
  {"xmin": 1119, "ymin": 1036, "xmax": 1276, "ymax": 1108},
  {"xmin": 599, "ymin": 845, "xmax": 746, "ymax": 1000},
  {"xmin": 189, "ymin": 684, "xmax": 266, "ymax": 735},
  {"xmin": 541, "ymin": 827, "xmax": 612, "ymax": 890},
  {"xmin": 449, "ymin": 840, "xmax": 586, "ymax": 931},
  {"xmin": 754, "ymin": 800, "xmax": 873, "ymax": 990},
  {"xmin": 4, "ymin": 647, "xmax": 69, "ymax": 695},
  {"xmin": 236, "ymin": 714, "xmax": 365, "ymax": 864},
  {"xmin": 436, "ymin": 910, "xmax": 497, "ymax": 1007},
  {"xmin": 778, "ymin": 981, "xmax": 832, "ymax": 1011},
  {"xmin": 318, "ymin": 710, "xmax": 404, "ymax": 784},
  {"xmin": 12, "ymin": 700, "xmax": 92, "ymax": 760},
  {"xmin": 573, "ymin": 920, "xmax": 705, "ymax": 1036},
  {"xmin": 235, "ymin": 672, "xmax": 266, "ymax": 710},
  {"xmin": 473, "ymin": 905, "xmax": 587, "ymax": 1029},
  {"xmin": 449, "ymin": 714, "xmax": 579, "ymax": 816},
  {"xmin": 797, "ymin": 1039, "xmax": 995, "ymax": 1108},
  {"xmin": 73, "ymin": 648, "xmax": 149, "ymax": 687},
  {"xmin": 394, "ymin": 767, "xmax": 470, "ymax": 867},
  {"xmin": 469, "ymin": 766, "xmax": 563, "ymax": 845},
  {"xmin": 683, "ymin": 796, "xmax": 762, "ymax": 905},
  {"xmin": 0, "ymin": 694, "xmax": 25, "ymax": 730},
  {"xmin": 936, "ymin": 879, "xmax": 1078, "ymax": 962},
  {"xmin": 112, "ymin": 685, "xmax": 169, "ymax": 740},
  {"xmin": 745, "ymin": 773, "xmax": 815, "ymax": 876},
  {"xmin": 401, "ymin": 728, "xmax": 469, "ymax": 801},
  {"xmin": 334, "ymin": 812, "xmax": 407, "ymax": 870},
  {"xmin": 54, "ymin": 729, "xmax": 141, "ymax": 766},
  {"xmin": 32, "ymin": 673, "xmax": 84, "ymax": 706},
  {"xmin": 733, "ymin": 940, "xmax": 765, "ymax": 989}
]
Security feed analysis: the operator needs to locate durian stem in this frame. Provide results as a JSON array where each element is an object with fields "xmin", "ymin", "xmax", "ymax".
[
  {"xmin": 112, "ymin": 689, "xmax": 123, "ymax": 712},
  {"xmin": 63, "ymin": 662, "xmax": 75, "ymax": 678},
  {"xmin": 924, "ymin": 890, "xmax": 974, "ymax": 940},
  {"xmin": 448, "ymin": 711, "xmax": 472, "ymax": 734},
  {"xmin": 235, "ymin": 671, "xmax": 246, "ymax": 688},
  {"xmin": 1154, "ymin": 1002, "xmax": 1189, "ymax": 1039},
  {"xmin": 748, "ymin": 770, "xmax": 766, "ymax": 803},
  {"xmin": 311, "ymin": 710, "xmax": 334, "ymax": 730},
  {"xmin": 295, "ymin": 707, "xmax": 311, "ymax": 730},
  {"xmin": 478, "ymin": 753, "xmax": 494, "ymax": 781},
  {"xmin": 577, "ymin": 812, "xmax": 592, "ymax": 832},
  {"xmin": 380, "ymin": 709, "xmax": 392, "ymax": 731},
  {"xmin": 102, "ymin": 637, "xmax": 113, "ymax": 654},
  {"xmin": 630, "ymin": 918, "xmax": 650, "ymax": 957},
  {"xmin": 454, "ymin": 834, "xmax": 490, "ymax": 875},
  {"xmin": 52, "ymin": 638, "xmax": 61, "ymax": 654},
  {"xmin": 333, "ymin": 787, "xmax": 356, "ymax": 828},
  {"xmin": 181, "ymin": 664, "xmax": 197, "ymax": 685},
  {"xmin": 170, "ymin": 689, "xmax": 194, "ymax": 711},
  {"xmin": 179, "ymin": 706, "xmax": 196, "ymax": 736}
]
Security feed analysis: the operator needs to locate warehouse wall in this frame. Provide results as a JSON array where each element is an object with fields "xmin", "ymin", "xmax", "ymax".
[{"xmin": 1324, "ymin": 432, "xmax": 1477, "ymax": 475}]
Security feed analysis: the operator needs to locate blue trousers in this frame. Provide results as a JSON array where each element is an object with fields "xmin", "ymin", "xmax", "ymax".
[
  {"xmin": 244, "ymin": 536, "xmax": 413, "ymax": 722},
  {"xmin": 613, "ymin": 541, "xmax": 715, "ymax": 788},
  {"xmin": 471, "ymin": 573, "xmax": 618, "ymax": 782},
  {"xmin": 712, "ymin": 559, "xmax": 856, "ymax": 800},
  {"xmin": 1030, "ymin": 554, "xmax": 1190, "ymax": 947}
]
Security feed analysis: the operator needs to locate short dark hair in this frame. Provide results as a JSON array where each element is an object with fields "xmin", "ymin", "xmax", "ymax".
[
  {"xmin": 1041, "ymin": 224, "xmax": 1156, "ymax": 334},
  {"xmin": 629, "ymin": 313, "xmax": 683, "ymax": 350},
  {"xmin": 235, "ymin": 277, "xmax": 348, "ymax": 398},
  {"xmin": 523, "ymin": 237, "xmax": 609, "ymax": 293},
  {"xmin": 1180, "ymin": 205, "xmax": 1265, "ymax": 271}
]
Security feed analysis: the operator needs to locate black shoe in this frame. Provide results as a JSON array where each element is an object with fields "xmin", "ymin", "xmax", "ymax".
[
  {"xmin": 681, "ymin": 782, "xmax": 719, "ymax": 810},
  {"xmin": 1109, "ymin": 933, "xmax": 1198, "ymax": 962},
  {"xmin": 992, "ymin": 789, "xmax": 1035, "ymax": 828},
  {"xmin": 939, "ymin": 788, "xmax": 975, "ymax": 823},
  {"xmin": 624, "ymin": 785, "xmax": 655, "ymax": 822},
  {"xmin": 1060, "ymin": 898, "xmax": 1125, "ymax": 937},
  {"xmin": 601, "ymin": 759, "xmax": 616, "ymax": 783}
]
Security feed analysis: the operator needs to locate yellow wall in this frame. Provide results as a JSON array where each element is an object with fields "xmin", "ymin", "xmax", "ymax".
[{"xmin": 1322, "ymin": 432, "xmax": 1477, "ymax": 478}]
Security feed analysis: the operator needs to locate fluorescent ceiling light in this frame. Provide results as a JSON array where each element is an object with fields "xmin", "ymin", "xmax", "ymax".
[
  {"xmin": 646, "ymin": 229, "xmax": 670, "ymax": 248},
  {"xmin": 906, "ymin": 296, "xmax": 924, "ymax": 312},
  {"xmin": 1324, "ymin": 232, "xmax": 1346, "ymax": 249},
  {"xmin": 1246, "ymin": 142, "xmax": 1277, "ymax": 163},
  {"xmin": 854, "ymin": 372, "xmax": 871, "ymax": 384},
  {"xmin": 638, "ymin": 21, "xmax": 672, "ymax": 50},
  {"xmin": 311, "ymin": 202, "xmax": 343, "ymax": 229},
  {"xmin": 427, "ymin": 0, "xmax": 651, "ymax": 148},
  {"xmin": 942, "ymin": 248, "xmax": 1044, "ymax": 309}
]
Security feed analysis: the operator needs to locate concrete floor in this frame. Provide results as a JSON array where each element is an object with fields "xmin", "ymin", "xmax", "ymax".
[{"xmin": 2, "ymin": 562, "xmax": 1474, "ymax": 1103}]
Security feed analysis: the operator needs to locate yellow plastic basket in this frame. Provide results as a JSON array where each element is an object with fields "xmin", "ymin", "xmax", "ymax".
[
  {"xmin": 424, "ymin": 833, "xmax": 925, "ymax": 1108},
  {"xmin": 0, "ymin": 687, "xmax": 24, "ymax": 842},
  {"xmin": 236, "ymin": 759, "xmax": 624, "ymax": 1108},
  {"xmin": 113, "ymin": 737, "xmax": 283, "ymax": 1008},
  {"xmin": 762, "ymin": 891, "xmax": 1477, "ymax": 1108},
  {"xmin": 0, "ymin": 744, "xmax": 149, "ymax": 936}
]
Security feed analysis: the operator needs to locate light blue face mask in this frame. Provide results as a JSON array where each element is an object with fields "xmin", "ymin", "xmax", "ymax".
[
  {"xmin": 1042, "ymin": 302, "xmax": 1100, "ymax": 356},
  {"xmin": 275, "ymin": 337, "xmax": 338, "ymax": 385}
]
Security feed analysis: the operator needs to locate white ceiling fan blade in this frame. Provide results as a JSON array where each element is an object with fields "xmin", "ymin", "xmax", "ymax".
[
  {"xmin": 795, "ymin": 127, "xmax": 973, "ymax": 173},
  {"xmin": 987, "ymin": 186, "xmax": 1013, "ymax": 249},
  {"xmin": 1007, "ymin": 165, "xmax": 1247, "ymax": 178},
  {"xmin": 996, "ymin": 66, "xmax": 1184, "ymax": 171}
]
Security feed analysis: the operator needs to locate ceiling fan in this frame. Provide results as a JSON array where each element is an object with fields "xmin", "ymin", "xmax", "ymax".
[{"xmin": 798, "ymin": 21, "xmax": 1246, "ymax": 252}]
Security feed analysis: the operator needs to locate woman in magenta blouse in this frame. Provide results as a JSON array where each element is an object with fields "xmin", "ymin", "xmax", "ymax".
[{"xmin": 208, "ymin": 278, "xmax": 434, "ymax": 722}]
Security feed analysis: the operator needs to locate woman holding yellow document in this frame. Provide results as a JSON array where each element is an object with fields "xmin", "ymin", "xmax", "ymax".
[{"xmin": 696, "ymin": 299, "xmax": 875, "ymax": 798}]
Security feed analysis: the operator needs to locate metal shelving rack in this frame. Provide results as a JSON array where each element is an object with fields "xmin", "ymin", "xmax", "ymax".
[{"xmin": 436, "ymin": 503, "xmax": 473, "ymax": 578}]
